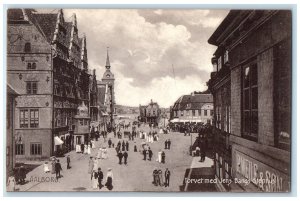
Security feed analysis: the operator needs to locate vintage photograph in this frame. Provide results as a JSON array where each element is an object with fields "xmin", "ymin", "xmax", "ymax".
[{"xmin": 6, "ymin": 8, "xmax": 291, "ymax": 192}]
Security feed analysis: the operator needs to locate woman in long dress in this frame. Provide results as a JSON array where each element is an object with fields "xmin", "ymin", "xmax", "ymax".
[
  {"xmin": 105, "ymin": 168, "xmax": 114, "ymax": 190},
  {"xmin": 97, "ymin": 147, "xmax": 102, "ymax": 159},
  {"xmin": 91, "ymin": 171, "xmax": 98, "ymax": 189},
  {"xmin": 157, "ymin": 150, "xmax": 162, "ymax": 163},
  {"xmin": 88, "ymin": 157, "xmax": 94, "ymax": 174},
  {"xmin": 84, "ymin": 144, "xmax": 88, "ymax": 154},
  {"xmin": 102, "ymin": 147, "xmax": 108, "ymax": 159},
  {"xmin": 7, "ymin": 176, "xmax": 16, "ymax": 191},
  {"xmin": 87, "ymin": 144, "xmax": 91, "ymax": 155},
  {"xmin": 93, "ymin": 158, "xmax": 98, "ymax": 171},
  {"xmin": 44, "ymin": 162, "xmax": 50, "ymax": 173}
]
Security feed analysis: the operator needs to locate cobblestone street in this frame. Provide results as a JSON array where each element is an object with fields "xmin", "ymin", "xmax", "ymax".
[{"xmin": 16, "ymin": 125, "xmax": 213, "ymax": 192}]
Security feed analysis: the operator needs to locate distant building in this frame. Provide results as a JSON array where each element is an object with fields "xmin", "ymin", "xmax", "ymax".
[
  {"xmin": 7, "ymin": 9, "xmax": 90, "ymax": 159},
  {"xmin": 170, "ymin": 92, "xmax": 214, "ymax": 124},
  {"xmin": 139, "ymin": 100, "xmax": 161, "ymax": 125},
  {"xmin": 207, "ymin": 10, "xmax": 291, "ymax": 192}
]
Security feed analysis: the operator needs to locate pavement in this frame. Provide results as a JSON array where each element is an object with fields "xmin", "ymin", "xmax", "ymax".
[{"xmin": 14, "ymin": 124, "xmax": 213, "ymax": 192}]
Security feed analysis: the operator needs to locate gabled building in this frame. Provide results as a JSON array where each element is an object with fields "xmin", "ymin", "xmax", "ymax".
[
  {"xmin": 170, "ymin": 92, "xmax": 214, "ymax": 124},
  {"xmin": 139, "ymin": 99, "xmax": 161, "ymax": 125},
  {"xmin": 7, "ymin": 9, "xmax": 90, "ymax": 160},
  {"xmin": 207, "ymin": 10, "xmax": 291, "ymax": 192}
]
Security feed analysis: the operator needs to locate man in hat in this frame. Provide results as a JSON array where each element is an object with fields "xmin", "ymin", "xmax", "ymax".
[
  {"xmin": 165, "ymin": 168, "xmax": 171, "ymax": 187},
  {"xmin": 108, "ymin": 138, "xmax": 112, "ymax": 148},
  {"xmin": 148, "ymin": 147, "xmax": 153, "ymax": 161},
  {"xmin": 125, "ymin": 141, "xmax": 129, "ymax": 151},
  {"xmin": 55, "ymin": 159, "xmax": 62, "ymax": 179},
  {"xmin": 97, "ymin": 168, "xmax": 104, "ymax": 189},
  {"xmin": 67, "ymin": 155, "xmax": 71, "ymax": 169},
  {"xmin": 123, "ymin": 151, "xmax": 128, "ymax": 165},
  {"xmin": 117, "ymin": 151, "xmax": 123, "ymax": 165}
]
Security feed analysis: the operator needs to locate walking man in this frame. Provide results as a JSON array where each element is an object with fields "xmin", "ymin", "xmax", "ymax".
[
  {"xmin": 67, "ymin": 155, "xmax": 71, "ymax": 169},
  {"xmin": 55, "ymin": 159, "xmax": 62, "ymax": 179},
  {"xmin": 118, "ymin": 151, "xmax": 123, "ymax": 165},
  {"xmin": 143, "ymin": 149, "xmax": 147, "ymax": 160},
  {"xmin": 165, "ymin": 168, "xmax": 170, "ymax": 187},
  {"xmin": 97, "ymin": 168, "xmax": 104, "ymax": 189},
  {"xmin": 123, "ymin": 151, "xmax": 128, "ymax": 165},
  {"xmin": 125, "ymin": 141, "xmax": 129, "ymax": 151},
  {"xmin": 164, "ymin": 140, "xmax": 168, "ymax": 149},
  {"xmin": 148, "ymin": 148, "xmax": 153, "ymax": 161},
  {"xmin": 161, "ymin": 151, "xmax": 166, "ymax": 164},
  {"xmin": 108, "ymin": 138, "xmax": 112, "ymax": 148}
]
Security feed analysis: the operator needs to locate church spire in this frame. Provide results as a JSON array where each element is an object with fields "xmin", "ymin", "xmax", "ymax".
[{"xmin": 105, "ymin": 47, "xmax": 110, "ymax": 70}]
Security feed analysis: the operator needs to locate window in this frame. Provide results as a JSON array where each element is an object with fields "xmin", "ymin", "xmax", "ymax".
[
  {"xmin": 204, "ymin": 110, "xmax": 207, "ymax": 116},
  {"xmin": 30, "ymin": 109, "xmax": 39, "ymax": 128},
  {"xmin": 24, "ymin": 42, "xmax": 31, "ymax": 53},
  {"xmin": 216, "ymin": 107, "xmax": 221, "ymax": 129},
  {"xmin": 15, "ymin": 144, "xmax": 24, "ymax": 155},
  {"xmin": 20, "ymin": 109, "xmax": 29, "ymax": 128},
  {"xmin": 20, "ymin": 109, "xmax": 39, "ymax": 128},
  {"xmin": 192, "ymin": 110, "xmax": 195, "ymax": 116},
  {"xmin": 211, "ymin": 110, "xmax": 214, "ymax": 116},
  {"xmin": 224, "ymin": 50, "xmax": 229, "ymax": 64},
  {"xmin": 218, "ymin": 56, "xmax": 222, "ymax": 71},
  {"xmin": 80, "ymin": 119, "xmax": 83, "ymax": 126},
  {"xmin": 242, "ymin": 62, "xmax": 258, "ymax": 141},
  {"xmin": 186, "ymin": 110, "xmax": 189, "ymax": 116},
  {"xmin": 26, "ymin": 82, "xmax": 38, "ymax": 94},
  {"xmin": 198, "ymin": 109, "xmax": 201, "ymax": 116},
  {"xmin": 181, "ymin": 111, "xmax": 184, "ymax": 116},
  {"xmin": 27, "ymin": 62, "xmax": 36, "ymax": 70},
  {"xmin": 30, "ymin": 143, "xmax": 42, "ymax": 155}
]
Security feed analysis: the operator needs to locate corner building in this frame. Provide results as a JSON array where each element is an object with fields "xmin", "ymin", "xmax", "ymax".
[
  {"xmin": 7, "ymin": 9, "xmax": 90, "ymax": 160},
  {"xmin": 207, "ymin": 10, "xmax": 291, "ymax": 192}
]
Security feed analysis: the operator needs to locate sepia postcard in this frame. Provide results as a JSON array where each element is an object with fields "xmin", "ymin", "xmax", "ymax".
[{"xmin": 5, "ymin": 8, "xmax": 292, "ymax": 193}]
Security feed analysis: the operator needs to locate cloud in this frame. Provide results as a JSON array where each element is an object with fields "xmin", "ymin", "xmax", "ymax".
[{"xmin": 43, "ymin": 9, "xmax": 229, "ymax": 107}]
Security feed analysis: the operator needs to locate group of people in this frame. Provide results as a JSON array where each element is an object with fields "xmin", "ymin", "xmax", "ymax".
[
  {"xmin": 90, "ymin": 167, "xmax": 113, "ymax": 190},
  {"xmin": 152, "ymin": 168, "xmax": 171, "ymax": 187},
  {"xmin": 164, "ymin": 139, "xmax": 172, "ymax": 150},
  {"xmin": 142, "ymin": 147, "xmax": 153, "ymax": 161},
  {"xmin": 139, "ymin": 131, "xmax": 159, "ymax": 143},
  {"xmin": 117, "ymin": 150, "xmax": 129, "ymax": 165},
  {"xmin": 96, "ymin": 147, "xmax": 108, "ymax": 159},
  {"xmin": 42, "ymin": 157, "xmax": 64, "ymax": 179}
]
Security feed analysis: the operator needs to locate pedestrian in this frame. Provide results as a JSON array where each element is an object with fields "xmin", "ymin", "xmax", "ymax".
[
  {"xmin": 123, "ymin": 151, "xmax": 128, "ymax": 165},
  {"xmin": 122, "ymin": 141, "xmax": 125, "ymax": 151},
  {"xmin": 158, "ymin": 169, "xmax": 164, "ymax": 186},
  {"xmin": 148, "ymin": 148, "xmax": 153, "ymax": 161},
  {"xmin": 55, "ymin": 160, "xmax": 62, "ymax": 179},
  {"xmin": 161, "ymin": 151, "xmax": 166, "ymax": 164},
  {"xmin": 81, "ymin": 143, "xmax": 84, "ymax": 153},
  {"xmin": 19, "ymin": 166, "xmax": 26, "ymax": 184},
  {"xmin": 108, "ymin": 138, "xmax": 112, "ymax": 148},
  {"xmin": 87, "ymin": 143, "xmax": 91, "ymax": 155},
  {"xmin": 164, "ymin": 140, "xmax": 168, "ymax": 149},
  {"xmin": 199, "ymin": 134, "xmax": 206, "ymax": 162},
  {"xmin": 105, "ymin": 168, "xmax": 114, "ymax": 190},
  {"xmin": 91, "ymin": 170, "xmax": 98, "ymax": 189},
  {"xmin": 93, "ymin": 157, "xmax": 98, "ymax": 171},
  {"xmin": 44, "ymin": 162, "xmax": 50, "ymax": 173},
  {"xmin": 152, "ymin": 169, "xmax": 158, "ymax": 186},
  {"xmin": 134, "ymin": 145, "xmax": 137, "ymax": 152},
  {"xmin": 143, "ymin": 149, "xmax": 147, "ymax": 160},
  {"xmin": 88, "ymin": 157, "xmax": 94, "ymax": 174},
  {"xmin": 168, "ymin": 139, "xmax": 171, "ymax": 149},
  {"xmin": 125, "ymin": 141, "xmax": 129, "ymax": 151},
  {"xmin": 112, "ymin": 143, "xmax": 115, "ymax": 148},
  {"xmin": 102, "ymin": 147, "xmax": 108, "ymax": 159},
  {"xmin": 97, "ymin": 168, "xmax": 104, "ymax": 189},
  {"xmin": 67, "ymin": 155, "xmax": 71, "ymax": 169},
  {"xmin": 51, "ymin": 158, "xmax": 56, "ymax": 174},
  {"xmin": 7, "ymin": 174, "xmax": 16, "ymax": 191},
  {"xmin": 118, "ymin": 151, "xmax": 123, "ymax": 165},
  {"xmin": 157, "ymin": 150, "xmax": 162, "ymax": 163},
  {"xmin": 164, "ymin": 168, "xmax": 170, "ymax": 187}
]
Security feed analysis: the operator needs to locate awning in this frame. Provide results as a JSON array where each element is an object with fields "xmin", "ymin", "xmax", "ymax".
[
  {"xmin": 170, "ymin": 118, "xmax": 179, "ymax": 123},
  {"xmin": 54, "ymin": 136, "xmax": 64, "ymax": 146}
]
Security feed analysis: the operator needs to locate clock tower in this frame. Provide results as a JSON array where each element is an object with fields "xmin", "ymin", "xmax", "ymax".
[{"xmin": 101, "ymin": 48, "xmax": 115, "ymax": 124}]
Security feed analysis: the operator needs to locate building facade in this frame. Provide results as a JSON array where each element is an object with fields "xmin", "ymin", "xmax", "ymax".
[
  {"xmin": 7, "ymin": 9, "xmax": 90, "ymax": 160},
  {"xmin": 139, "ymin": 100, "xmax": 161, "ymax": 125},
  {"xmin": 170, "ymin": 92, "xmax": 214, "ymax": 124},
  {"xmin": 207, "ymin": 10, "xmax": 291, "ymax": 192}
]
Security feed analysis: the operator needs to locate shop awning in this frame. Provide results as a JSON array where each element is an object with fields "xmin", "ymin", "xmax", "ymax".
[
  {"xmin": 54, "ymin": 136, "xmax": 64, "ymax": 146},
  {"xmin": 170, "ymin": 118, "xmax": 179, "ymax": 123}
]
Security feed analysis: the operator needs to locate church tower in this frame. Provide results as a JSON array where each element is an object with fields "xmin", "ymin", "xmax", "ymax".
[{"xmin": 101, "ymin": 48, "xmax": 115, "ymax": 124}]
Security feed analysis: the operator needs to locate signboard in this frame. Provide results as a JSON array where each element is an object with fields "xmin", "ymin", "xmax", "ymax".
[{"xmin": 234, "ymin": 150, "xmax": 290, "ymax": 192}]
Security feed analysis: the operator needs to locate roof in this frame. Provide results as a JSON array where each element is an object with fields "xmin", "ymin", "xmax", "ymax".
[
  {"xmin": 172, "ymin": 94, "xmax": 213, "ymax": 111},
  {"xmin": 97, "ymin": 85, "xmax": 107, "ymax": 105},
  {"xmin": 7, "ymin": 84, "xmax": 19, "ymax": 95},
  {"xmin": 31, "ymin": 13, "xmax": 57, "ymax": 43}
]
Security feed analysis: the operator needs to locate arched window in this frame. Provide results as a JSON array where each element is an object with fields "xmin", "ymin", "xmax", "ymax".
[
  {"xmin": 32, "ymin": 62, "xmax": 36, "ymax": 69},
  {"xmin": 27, "ymin": 63, "xmax": 32, "ymax": 69},
  {"xmin": 24, "ymin": 42, "xmax": 31, "ymax": 53}
]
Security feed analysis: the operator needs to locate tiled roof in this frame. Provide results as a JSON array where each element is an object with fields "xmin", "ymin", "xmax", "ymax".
[
  {"xmin": 97, "ymin": 85, "xmax": 107, "ymax": 105},
  {"xmin": 172, "ymin": 94, "xmax": 213, "ymax": 110},
  {"xmin": 7, "ymin": 9, "xmax": 24, "ymax": 21}
]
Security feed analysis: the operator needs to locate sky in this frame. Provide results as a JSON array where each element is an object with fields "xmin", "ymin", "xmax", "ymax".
[{"xmin": 42, "ymin": 9, "xmax": 229, "ymax": 108}]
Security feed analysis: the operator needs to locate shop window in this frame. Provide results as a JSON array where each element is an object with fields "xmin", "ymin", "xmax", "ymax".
[
  {"xmin": 242, "ymin": 61, "xmax": 258, "ymax": 141},
  {"xmin": 26, "ymin": 82, "xmax": 38, "ymax": 94},
  {"xmin": 192, "ymin": 110, "xmax": 195, "ymax": 116},
  {"xmin": 15, "ymin": 144, "xmax": 24, "ymax": 155},
  {"xmin": 204, "ymin": 110, "xmax": 207, "ymax": 116},
  {"xmin": 30, "ymin": 143, "xmax": 42, "ymax": 155}
]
